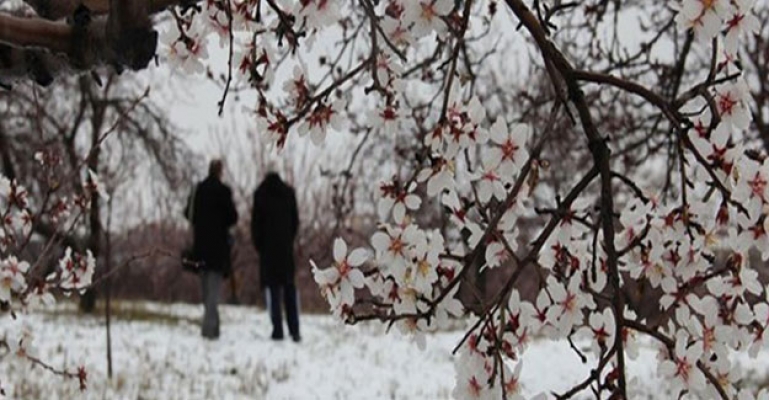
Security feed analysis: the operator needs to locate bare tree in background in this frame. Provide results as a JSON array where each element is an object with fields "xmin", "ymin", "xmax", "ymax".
[{"xmin": 0, "ymin": 73, "xmax": 193, "ymax": 311}]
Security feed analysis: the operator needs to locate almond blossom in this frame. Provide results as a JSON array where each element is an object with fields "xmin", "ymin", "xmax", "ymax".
[
  {"xmin": 24, "ymin": 282, "xmax": 56, "ymax": 308},
  {"xmin": 452, "ymin": 350, "xmax": 490, "ymax": 400},
  {"xmin": 442, "ymin": 190, "xmax": 469, "ymax": 228},
  {"xmin": 425, "ymin": 89, "xmax": 488, "ymax": 158},
  {"xmin": 0, "ymin": 257, "xmax": 29, "ymax": 302},
  {"xmin": 56, "ymin": 248, "xmax": 96, "ymax": 293},
  {"xmin": 504, "ymin": 290, "xmax": 536, "ymax": 350},
  {"xmin": 234, "ymin": 39, "xmax": 276, "ymax": 87},
  {"xmin": 546, "ymin": 275, "xmax": 595, "ymax": 336},
  {"xmin": 4, "ymin": 209, "xmax": 32, "ymax": 238},
  {"xmin": 704, "ymin": 356, "xmax": 741, "ymax": 398},
  {"xmin": 724, "ymin": 0, "xmax": 760, "ymax": 54},
  {"xmin": 417, "ymin": 159, "xmax": 456, "ymax": 197},
  {"xmin": 204, "ymin": 3, "xmax": 232, "ymax": 47},
  {"xmin": 160, "ymin": 21, "xmax": 209, "ymax": 74},
  {"xmin": 378, "ymin": 180, "xmax": 421, "ymax": 223},
  {"xmin": 675, "ymin": 0, "xmax": 730, "ymax": 42},
  {"xmin": 284, "ymin": 65, "xmax": 312, "ymax": 111},
  {"xmin": 381, "ymin": 16, "xmax": 413, "ymax": 48},
  {"xmin": 485, "ymin": 120, "xmax": 530, "ymax": 180},
  {"xmin": 408, "ymin": 231, "xmax": 442, "ymax": 293},
  {"xmin": 402, "ymin": 0, "xmax": 453, "ymax": 38},
  {"xmin": 6, "ymin": 323, "xmax": 39, "ymax": 360},
  {"xmin": 367, "ymin": 104, "xmax": 402, "ymax": 136},
  {"xmin": 374, "ymin": 52, "xmax": 403, "ymax": 86},
  {"xmin": 715, "ymin": 81, "xmax": 752, "ymax": 131},
  {"xmin": 689, "ymin": 122, "xmax": 740, "ymax": 179},
  {"xmin": 394, "ymin": 316, "xmax": 430, "ymax": 349},
  {"xmin": 707, "ymin": 264, "xmax": 763, "ymax": 299},
  {"xmin": 295, "ymin": 0, "xmax": 341, "ymax": 30},
  {"xmin": 627, "ymin": 242, "xmax": 670, "ymax": 288},
  {"xmin": 733, "ymin": 220, "xmax": 769, "ymax": 264},
  {"xmin": 297, "ymin": 99, "xmax": 345, "ymax": 145},
  {"xmin": 685, "ymin": 301, "xmax": 733, "ymax": 359},
  {"xmin": 579, "ymin": 308, "xmax": 616, "ymax": 355},
  {"xmin": 617, "ymin": 197, "xmax": 652, "ymax": 249},
  {"xmin": 371, "ymin": 224, "xmax": 418, "ymax": 281},
  {"xmin": 747, "ymin": 301, "xmax": 769, "ymax": 356},
  {"xmin": 311, "ymin": 238, "xmax": 369, "ymax": 309},
  {"xmin": 733, "ymin": 158, "xmax": 769, "ymax": 220},
  {"xmin": 658, "ymin": 332, "xmax": 707, "ymax": 394},
  {"xmin": 483, "ymin": 240, "xmax": 508, "ymax": 270},
  {"xmin": 472, "ymin": 158, "xmax": 507, "ymax": 204}
]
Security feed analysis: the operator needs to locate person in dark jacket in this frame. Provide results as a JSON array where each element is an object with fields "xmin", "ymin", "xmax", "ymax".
[
  {"xmin": 251, "ymin": 172, "xmax": 300, "ymax": 341},
  {"xmin": 185, "ymin": 159, "xmax": 238, "ymax": 339}
]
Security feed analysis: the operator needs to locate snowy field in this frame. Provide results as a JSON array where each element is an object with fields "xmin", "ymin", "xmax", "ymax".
[{"xmin": 0, "ymin": 302, "xmax": 768, "ymax": 399}]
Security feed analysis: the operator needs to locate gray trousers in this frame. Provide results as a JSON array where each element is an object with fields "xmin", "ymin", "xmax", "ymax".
[{"xmin": 200, "ymin": 270, "xmax": 222, "ymax": 338}]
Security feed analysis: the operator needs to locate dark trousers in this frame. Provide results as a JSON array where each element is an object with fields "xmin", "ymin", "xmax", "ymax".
[
  {"xmin": 265, "ymin": 284, "xmax": 300, "ymax": 340},
  {"xmin": 200, "ymin": 270, "xmax": 222, "ymax": 339}
]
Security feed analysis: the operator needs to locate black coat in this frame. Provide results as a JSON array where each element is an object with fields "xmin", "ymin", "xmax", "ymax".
[
  {"xmin": 186, "ymin": 176, "xmax": 238, "ymax": 275},
  {"xmin": 251, "ymin": 174, "xmax": 299, "ymax": 287}
]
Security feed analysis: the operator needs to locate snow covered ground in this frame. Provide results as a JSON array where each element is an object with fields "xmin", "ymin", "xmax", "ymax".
[{"xmin": 0, "ymin": 302, "xmax": 767, "ymax": 399}]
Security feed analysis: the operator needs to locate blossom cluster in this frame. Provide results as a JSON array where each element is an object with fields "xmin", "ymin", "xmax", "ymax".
[
  {"xmin": 159, "ymin": 0, "xmax": 460, "ymax": 148},
  {"xmin": 675, "ymin": 0, "xmax": 759, "ymax": 55},
  {"xmin": 0, "ymin": 152, "xmax": 102, "ymax": 387}
]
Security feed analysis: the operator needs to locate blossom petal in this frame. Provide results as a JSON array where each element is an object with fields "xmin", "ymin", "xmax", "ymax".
[
  {"xmin": 347, "ymin": 269, "xmax": 365, "ymax": 289},
  {"xmin": 348, "ymin": 248, "xmax": 369, "ymax": 267},
  {"xmin": 333, "ymin": 238, "xmax": 348, "ymax": 263}
]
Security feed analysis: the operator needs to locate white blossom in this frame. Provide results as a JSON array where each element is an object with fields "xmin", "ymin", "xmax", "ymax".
[{"xmin": 402, "ymin": 0, "xmax": 453, "ymax": 38}]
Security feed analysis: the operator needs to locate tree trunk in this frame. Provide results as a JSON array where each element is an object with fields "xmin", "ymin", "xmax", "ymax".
[{"xmin": 80, "ymin": 79, "xmax": 106, "ymax": 314}]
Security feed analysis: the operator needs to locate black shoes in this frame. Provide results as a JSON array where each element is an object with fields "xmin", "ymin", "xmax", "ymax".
[
  {"xmin": 202, "ymin": 327, "xmax": 220, "ymax": 340},
  {"xmin": 271, "ymin": 333, "xmax": 285, "ymax": 341},
  {"xmin": 270, "ymin": 332, "xmax": 301, "ymax": 342}
]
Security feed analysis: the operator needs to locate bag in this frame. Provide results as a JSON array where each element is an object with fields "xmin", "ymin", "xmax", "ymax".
[
  {"xmin": 181, "ymin": 184, "xmax": 203, "ymax": 274},
  {"xmin": 181, "ymin": 246, "xmax": 202, "ymax": 273}
]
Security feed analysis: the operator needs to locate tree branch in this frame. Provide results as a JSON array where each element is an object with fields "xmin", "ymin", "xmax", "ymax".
[
  {"xmin": 503, "ymin": 0, "xmax": 629, "ymax": 396},
  {"xmin": 0, "ymin": 0, "xmax": 166, "ymax": 85},
  {"xmin": 0, "ymin": 14, "xmax": 72, "ymax": 52},
  {"xmin": 22, "ymin": 0, "xmax": 181, "ymax": 20}
]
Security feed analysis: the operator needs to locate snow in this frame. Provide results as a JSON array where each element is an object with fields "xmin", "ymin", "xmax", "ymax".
[{"xmin": 0, "ymin": 302, "xmax": 767, "ymax": 399}]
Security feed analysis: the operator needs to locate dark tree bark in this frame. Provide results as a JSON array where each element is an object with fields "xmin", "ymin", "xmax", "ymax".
[{"xmin": 80, "ymin": 79, "xmax": 106, "ymax": 314}]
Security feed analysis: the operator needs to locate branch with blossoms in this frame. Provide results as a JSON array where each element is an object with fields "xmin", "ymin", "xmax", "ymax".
[
  {"xmin": 0, "ymin": 174, "xmax": 97, "ymax": 391},
  {"xmin": 344, "ymin": 101, "xmax": 563, "ymax": 323},
  {"xmin": 623, "ymin": 319, "xmax": 729, "ymax": 399},
  {"xmin": 0, "ymin": 80, "xmax": 180, "ymax": 387},
  {"xmin": 0, "ymin": 163, "xmax": 179, "ymax": 391},
  {"xmin": 288, "ymin": 1, "xmax": 768, "ymax": 398},
  {"xmin": 0, "ymin": 334, "xmax": 86, "ymax": 391},
  {"xmin": 493, "ymin": 0, "xmax": 761, "ymax": 398}
]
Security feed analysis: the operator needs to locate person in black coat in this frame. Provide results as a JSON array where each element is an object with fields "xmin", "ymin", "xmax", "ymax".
[
  {"xmin": 185, "ymin": 160, "xmax": 238, "ymax": 339},
  {"xmin": 251, "ymin": 172, "xmax": 300, "ymax": 341}
]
